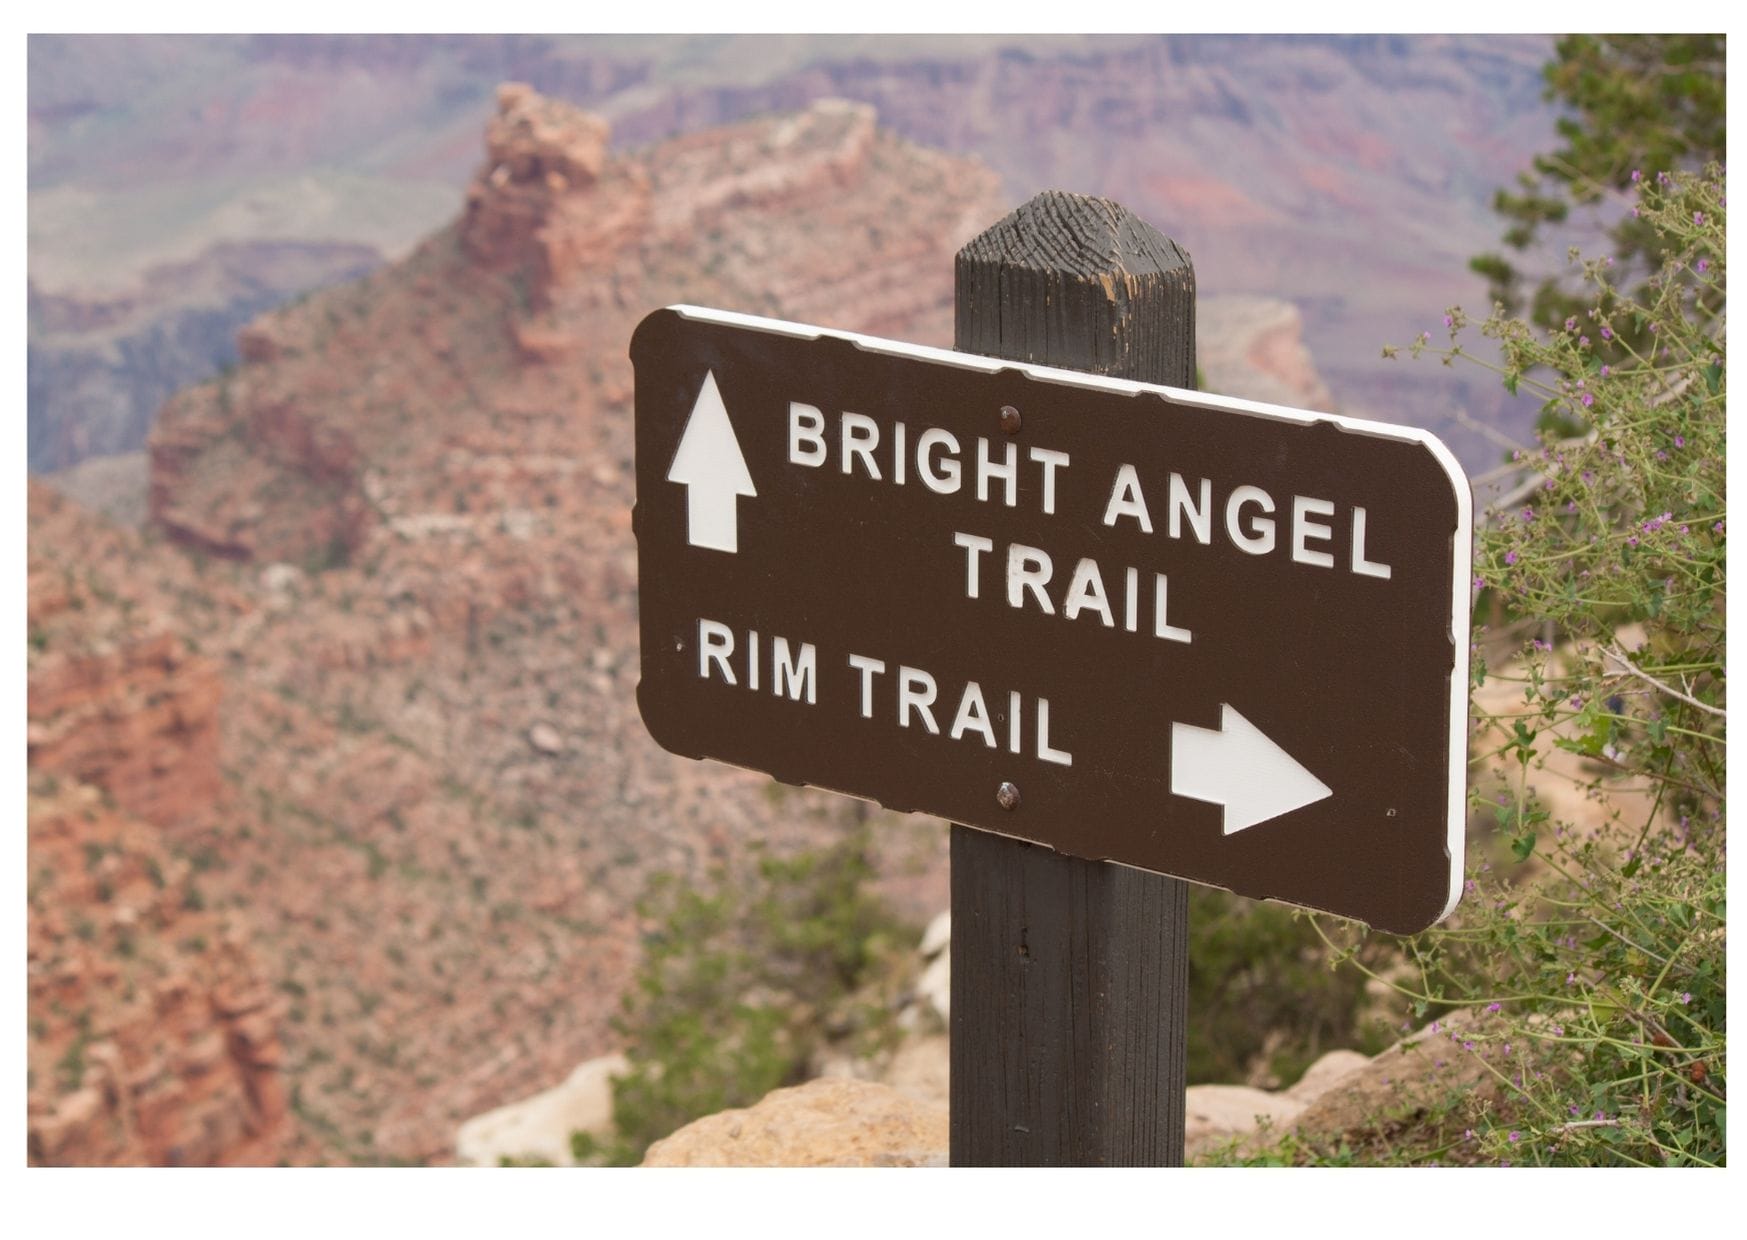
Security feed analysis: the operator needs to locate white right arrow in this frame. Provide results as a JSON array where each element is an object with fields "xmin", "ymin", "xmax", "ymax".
[
  {"xmin": 1171, "ymin": 704, "xmax": 1332, "ymax": 834},
  {"xmin": 667, "ymin": 370, "xmax": 757, "ymax": 553}
]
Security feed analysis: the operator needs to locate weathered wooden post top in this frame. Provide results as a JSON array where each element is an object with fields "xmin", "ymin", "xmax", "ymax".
[
  {"xmin": 955, "ymin": 189, "xmax": 1195, "ymax": 383},
  {"xmin": 629, "ymin": 188, "xmax": 1473, "ymax": 1166}
]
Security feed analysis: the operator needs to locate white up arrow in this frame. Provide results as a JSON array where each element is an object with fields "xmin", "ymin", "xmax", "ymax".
[
  {"xmin": 1170, "ymin": 704, "xmax": 1332, "ymax": 834},
  {"xmin": 667, "ymin": 370, "xmax": 757, "ymax": 553}
]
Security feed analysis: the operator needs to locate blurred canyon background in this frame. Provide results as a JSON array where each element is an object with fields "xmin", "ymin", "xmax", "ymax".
[{"xmin": 27, "ymin": 33, "xmax": 1569, "ymax": 1165}]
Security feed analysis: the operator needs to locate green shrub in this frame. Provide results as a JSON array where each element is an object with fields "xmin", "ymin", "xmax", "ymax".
[
  {"xmin": 597, "ymin": 824, "xmax": 913, "ymax": 1165},
  {"xmin": 1186, "ymin": 888, "xmax": 1392, "ymax": 1087},
  {"xmin": 1327, "ymin": 163, "xmax": 1726, "ymax": 1167}
]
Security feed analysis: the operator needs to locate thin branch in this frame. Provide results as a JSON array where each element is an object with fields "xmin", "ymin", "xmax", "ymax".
[
  {"xmin": 1485, "ymin": 471, "xmax": 1552, "ymax": 516},
  {"xmin": 1585, "ymin": 917, "xmax": 1672, "ymax": 967},
  {"xmin": 1549, "ymin": 1118, "xmax": 1621, "ymax": 1132},
  {"xmin": 1601, "ymin": 645, "xmax": 1727, "ymax": 719},
  {"xmin": 1453, "ymin": 407, "xmax": 1533, "ymax": 457}
]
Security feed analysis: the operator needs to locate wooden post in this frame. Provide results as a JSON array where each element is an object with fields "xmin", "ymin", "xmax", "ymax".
[{"xmin": 949, "ymin": 191, "xmax": 1194, "ymax": 1166}]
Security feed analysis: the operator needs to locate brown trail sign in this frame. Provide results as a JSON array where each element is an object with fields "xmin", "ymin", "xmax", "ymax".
[
  {"xmin": 631, "ymin": 305, "xmax": 1472, "ymax": 934},
  {"xmin": 632, "ymin": 191, "xmax": 1472, "ymax": 1168}
]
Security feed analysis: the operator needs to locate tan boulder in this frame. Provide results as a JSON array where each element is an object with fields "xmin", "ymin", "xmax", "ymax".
[
  {"xmin": 641, "ymin": 1077, "xmax": 947, "ymax": 1167},
  {"xmin": 1286, "ymin": 1049, "xmax": 1371, "ymax": 1102},
  {"xmin": 1288, "ymin": 1008, "xmax": 1501, "ymax": 1140},
  {"xmin": 455, "ymin": 1052, "xmax": 627, "ymax": 1167},
  {"xmin": 1184, "ymin": 1084, "xmax": 1307, "ymax": 1149}
]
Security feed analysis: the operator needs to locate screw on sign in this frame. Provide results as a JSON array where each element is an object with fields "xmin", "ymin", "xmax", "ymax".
[{"xmin": 631, "ymin": 305, "xmax": 1472, "ymax": 936}]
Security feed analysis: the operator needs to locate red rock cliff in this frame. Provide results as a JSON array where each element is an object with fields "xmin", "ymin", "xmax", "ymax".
[
  {"xmin": 28, "ymin": 482, "xmax": 228, "ymax": 830},
  {"xmin": 27, "ymin": 482, "xmax": 287, "ymax": 1165},
  {"xmin": 27, "ymin": 779, "xmax": 287, "ymax": 1166}
]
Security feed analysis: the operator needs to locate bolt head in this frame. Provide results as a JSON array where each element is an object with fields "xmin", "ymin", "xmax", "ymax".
[
  {"xmin": 998, "ymin": 405, "xmax": 1022, "ymax": 435},
  {"xmin": 996, "ymin": 781, "xmax": 1021, "ymax": 811}
]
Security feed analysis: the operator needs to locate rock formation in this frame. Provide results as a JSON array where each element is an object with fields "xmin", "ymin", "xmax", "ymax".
[
  {"xmin": 461, "ymin": 84, "xmax": 649, "ymax": 311},
  {"xmin": 148, "ymin": 88, "xmax": 1000, "ymax": 567}
]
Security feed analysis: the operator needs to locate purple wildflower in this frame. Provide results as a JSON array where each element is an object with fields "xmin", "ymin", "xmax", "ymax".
[{"xmin": 1600, "ymin": 327, "xmax": 1613, "ymax": 340}]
